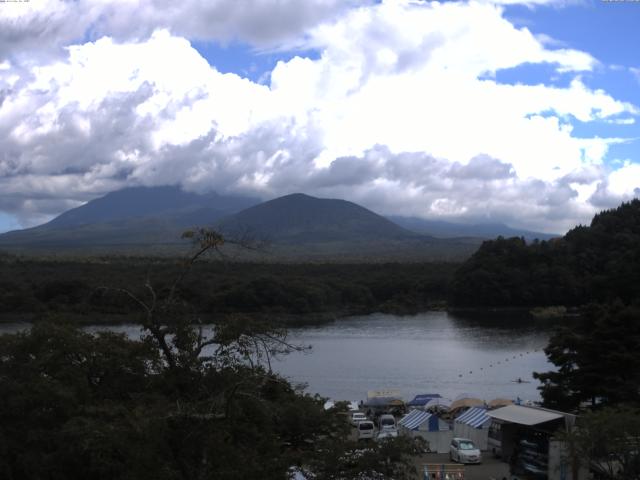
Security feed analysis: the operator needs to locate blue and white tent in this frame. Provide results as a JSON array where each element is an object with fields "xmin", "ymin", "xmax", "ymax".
[
  {"xmin": 453, "ymin": 407, "xmax": 491, "ymax": 450},
  {"xmin": 399, "ymin": 410, "xmax": 437, "ymax": 431},
  {"xmin": 455, "ymin": 407, "xmax": 491, "ymax": 428},
  {"xmin": 399, "ymin": 409, "xmax": 453, "ymax": 453}
]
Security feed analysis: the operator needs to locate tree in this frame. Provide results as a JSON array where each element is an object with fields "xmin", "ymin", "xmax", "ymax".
[
  {"xmin": 534, "ymin": 303, "xmax": 640, "ymax": 411},
  {"xmin": 558, "ymin": 407, "xmax": 640, "ymax": 480}
]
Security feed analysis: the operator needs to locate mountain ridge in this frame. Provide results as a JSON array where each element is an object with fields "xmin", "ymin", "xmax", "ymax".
[
  {"xmin": 0, "ymin": 187, "xmax": 550, "ymax": 260},
  {"xmin": 388, "ymin": 215, "xmax": 557, "ymax": 241}
]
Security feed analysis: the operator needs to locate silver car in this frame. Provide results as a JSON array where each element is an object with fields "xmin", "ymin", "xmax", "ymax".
[{"xmin": 450, "ymin": 437, "xmax": 482, "ymax": 464}]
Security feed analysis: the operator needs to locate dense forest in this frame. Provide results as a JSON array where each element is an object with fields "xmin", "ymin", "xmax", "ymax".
[
  {"xmin": 450, "ymin": 199, "xmax": 640, "ymax": 308},
  {"xmin": 0, "ymin": 256, "xmax": 456, "ymax": 324}
]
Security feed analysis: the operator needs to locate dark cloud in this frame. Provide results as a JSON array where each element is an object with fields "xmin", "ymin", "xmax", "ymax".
[{"xmin": 449, "ymin": 155, "xmax": 516, "ymax": 180}]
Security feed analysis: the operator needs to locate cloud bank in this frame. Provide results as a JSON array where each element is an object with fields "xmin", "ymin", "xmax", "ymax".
[{"xmin": 0, "ymin": 0, "xmax": 638, "ymax": 233}]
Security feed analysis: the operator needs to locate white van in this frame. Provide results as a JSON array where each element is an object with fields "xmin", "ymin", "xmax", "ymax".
[{"xmin": 357, "ymin": 420, "xmax": 375, "ymax": 440}]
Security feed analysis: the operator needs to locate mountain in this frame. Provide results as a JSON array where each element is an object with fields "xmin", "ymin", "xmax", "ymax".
[
  {"xmin": 0, "ymin": 189, "xmax": 480, "ymax": 260},
  {"xmin": 45, "ymin": 186, "xmax": 257, "ymax": 229},
  {"xmin": 387, "ymin": 215, "xmax": 557, "ymax": 241},
  {"xmin": 217, "ymin": 193, "xmax": 420, "ymax": 244},
  {"xmin": 0, "ymin": 186, "xmax": 259, "ymax": 248}
]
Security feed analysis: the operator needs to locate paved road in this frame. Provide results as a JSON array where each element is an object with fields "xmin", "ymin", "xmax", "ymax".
[{"xmin": 413, "ymin": 452, "xmax": 512, "ymax": 480}]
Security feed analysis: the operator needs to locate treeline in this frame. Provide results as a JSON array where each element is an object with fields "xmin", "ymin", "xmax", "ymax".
[
  {"xmin": 0, "ymin": 257, "xmax": 457, "ymax": 323},
  {"xmin": 450, "ymin": 199, "xmax": 640, "ymax": 307}
]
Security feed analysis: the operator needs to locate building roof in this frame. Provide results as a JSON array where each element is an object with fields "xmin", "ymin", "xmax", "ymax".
[
  {"xmin": 455, "ymin": 407, "xmax": 491, "ymax": 428},
  {"xmin": 487, "ymin": 404, "xmax": 564, "ymax": 426},
  {"xmin": 399, "ymin": 410, "xmax": 432, "ymax": 430}
]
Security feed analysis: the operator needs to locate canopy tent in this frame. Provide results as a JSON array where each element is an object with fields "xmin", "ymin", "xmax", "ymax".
[
  {"xmin": 453, "ymin": 407, "xmax": 491, "ymax": 450},
  {"xmin": 455, "ymin": 407, "xmax": 491, "ymax": 429},
  {"xmin": 450, "ymin": 397, "xmax": 484, "ymax": 412},
  {"xmin": 423, "ymin": 397, "xmax": 451, "ymax": 411},
  {"xmin": 398, "ymin": 410, "xmax": 452, "ymax": 453},
  {"xmin": 399, "ymin": 410, "xmax": 438, "ymax": 431},
  {"xmin": 407, "ymin": 393, "xmax": 442, "ymax": 407},
  {"xmin": 488, "ymin": 398, "xmax": 513, "ymax": 409}
]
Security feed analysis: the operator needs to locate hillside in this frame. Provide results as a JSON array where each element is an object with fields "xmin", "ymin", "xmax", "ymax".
[
  {"xmin": 450, "ymin": 199, "xmax": 640, "ymax": 307},
  {"xmin": 0, "ymin": 186, "xmax": 259, "ymax": 249},
  {"xmin": 388, "ymin": 215, "xmax": 557, "ymax": 241},
  {"xmin": 213, "ymin": 193, "xmax": 482, "ymax": 260},
  {"xmin": 217, "ymin": 193, "xmax": 420, "ymax": 243}
]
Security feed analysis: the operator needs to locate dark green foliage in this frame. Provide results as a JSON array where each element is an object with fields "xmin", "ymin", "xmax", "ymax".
[
  {"xmin": 534, "ymin": 304, "xmax": 640, "ymax": 411},
  {"xmin": 0, "ymin": 258, "xmax": 458, "ymax": 321},
  {"xmin": 0, "ymin": 320, "xmax": 420, "ymax": 479},
  {"xmin": 450, "ymin": 200, "xmax": 640, "ymax": 307},
  {"xmin": 560, "ymin": 407, "xmax": 640, "ymax": 480}
]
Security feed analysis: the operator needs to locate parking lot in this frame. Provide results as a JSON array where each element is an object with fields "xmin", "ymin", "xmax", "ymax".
[{"xmin": 413, "ymin": 452, "xmax": 511, "ymax": 480}]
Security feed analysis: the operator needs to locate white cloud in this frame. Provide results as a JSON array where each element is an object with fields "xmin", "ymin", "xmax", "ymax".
[
  {"xmin": 606, "ymin": 162, "xmax": 640, "ymax": 197},
  {"xmin": 0, "ymin": 0, "xmax": 638, "ymax": 234}
]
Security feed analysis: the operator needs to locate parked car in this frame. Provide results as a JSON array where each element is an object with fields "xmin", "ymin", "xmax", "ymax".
[
  {"xmin": 357, "ymin": 420, "xmax": 375, "ymax": 440},
  {"xmin": 351, "ymin": 412, "xmax": 368, "ymax": 425},
  {"xmin": 378, "ymin": 414, "xmax": 396, "ymax": 431},
  {"xmin": 375, "ymin": 429, "xmax": 398, "ymax": 442},
  {"xmin": 450, "ymin": 437, "xmax": 482, "ymax": 464}
]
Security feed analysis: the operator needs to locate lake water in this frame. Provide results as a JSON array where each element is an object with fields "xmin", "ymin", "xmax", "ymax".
[
  {"xmin": 0, "ymin": 311, "xmax": 553, "ymax": 404},
  {"xmin": 277, "ymin": 312, "xmax": 553, "ymax": 403}
]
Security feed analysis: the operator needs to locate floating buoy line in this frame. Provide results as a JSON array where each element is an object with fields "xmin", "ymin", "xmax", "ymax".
[{"xmin": 455, "ymin": 346, "xmax": 546, "ymax": 381}]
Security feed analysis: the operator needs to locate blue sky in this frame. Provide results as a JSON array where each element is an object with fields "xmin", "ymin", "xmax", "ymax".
[
  {"xmin": 0, "ymin": 0, "xmax": 638, "ymax": 234},
  {"xmin": 503, "ymin": 1, "xmax": 640, "ymax": 162}
]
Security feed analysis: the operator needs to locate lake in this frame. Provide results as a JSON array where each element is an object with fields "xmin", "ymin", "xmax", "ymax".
[
  {"xmin": 276, "ymin": 312, "xmax": 553, "ymax": 403},
  {"xmin": 0, "ymin": 311, "xmax": 553, "ymax": 404}
]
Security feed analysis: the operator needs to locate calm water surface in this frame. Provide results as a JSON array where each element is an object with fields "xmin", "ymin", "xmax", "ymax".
[
  {"xmin": 276, "ymin": 312, "xmax": 552, "ymax": 403},
  {"xmin": 0, "ymin": 311, "xmax": 553, "ymax": 403}
]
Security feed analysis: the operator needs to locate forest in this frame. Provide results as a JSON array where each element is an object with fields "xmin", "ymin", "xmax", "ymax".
[
  {"xmin": 450, "ymin": 199, "xmax": 640, "ymax": 308},
  {"xmin": 0, "ymin": 255, "xmax": 456, "ymax": 324}
]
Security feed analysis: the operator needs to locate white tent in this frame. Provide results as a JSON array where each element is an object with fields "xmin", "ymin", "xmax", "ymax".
[
  {"xmin": 398, "ymin": 410, "xmax": 452, "ymax": 454},
  {"xmin": 453, "ymin": 407, "xmax": 491, "ymax": 450}
]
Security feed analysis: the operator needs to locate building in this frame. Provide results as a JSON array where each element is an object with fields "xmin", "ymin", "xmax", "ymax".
[{"xmin": 486, "ymin": 404, "xmax": 587, "ymax": 480}]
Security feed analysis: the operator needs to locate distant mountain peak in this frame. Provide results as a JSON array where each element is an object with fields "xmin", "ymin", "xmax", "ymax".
[{"xmin": 0, "ymin": 189, "xmax": 480, "ymax": 260}]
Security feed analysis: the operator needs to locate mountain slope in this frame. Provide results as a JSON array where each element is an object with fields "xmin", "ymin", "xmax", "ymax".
[
  {"xmin": 217, "ymin": 193, "xmax": 421, "ymax": 244},
  {"xmin": 0, "ymin": 186, "xmax": 259, "ymax": 247},
  {"xmin": 388, "ymin": 215, "xmax": 557, "ymax": 241}
]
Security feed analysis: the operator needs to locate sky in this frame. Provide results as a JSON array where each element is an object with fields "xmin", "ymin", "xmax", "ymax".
[{"xmin": 0, "ymin": 0, "xmax": 639, "ymax": 235}]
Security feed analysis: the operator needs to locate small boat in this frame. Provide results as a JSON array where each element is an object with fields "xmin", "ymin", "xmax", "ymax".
[{"xmin": 512, "ymin": 378, "xmax": 531, "ymax": 383}]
